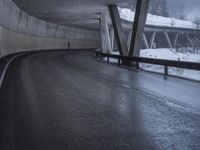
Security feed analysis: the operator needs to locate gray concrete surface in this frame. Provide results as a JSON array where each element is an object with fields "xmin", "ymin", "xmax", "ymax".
[
  {"xmin": 109, "ymin": 5, "xmax": 129, "ymax": 56},
  {"xmin": 0, "ymin": 25, "xmax": 100, "ymax": 58},
  {"xmin": 129, "ymin": 0, "xmax": 150, "ymax": 56},
  {"xmin": 100, "ymin": 13, "xmax": 111, "ymax": 53},
  {"xmin": 0, "ymin": 0, "xmax": 100, "ymax": 40},
  {"xmin": 13, "ymin": 0, "xmax": 127, "ymax": 30},
  {"xmin": 0, "ymin": 50, "xmax": 199, "ymax": 150},
  {"xmin": 13, "ymin": 0, "xmax": 200, "ymax": 33}
]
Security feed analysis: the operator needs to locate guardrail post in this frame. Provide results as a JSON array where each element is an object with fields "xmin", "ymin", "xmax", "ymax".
[
  {"xmin": 100, "ymin": 55, "xmax": 103, "ymax": 60},
  {"xmin": 164, "ymin": 65, "xmax": 168, "ymax": 79},
  {"xmin": 118, "ymin": 58, "xmax": 121, "ymax": 65},
  {"xmin": 136, "ymin": 62, "xmax": 140, "ymax": 70},
  {"xmin": 107, "ymin": 56, "xmax": 110, "ymax": 63}
]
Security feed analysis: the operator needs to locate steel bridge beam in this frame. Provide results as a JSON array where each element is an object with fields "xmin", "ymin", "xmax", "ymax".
[
  {"xmin": 121, "ymin": 19, "xmax": 200, "ymax": 34},
  {"xmin": 186, "ymin": 33, "xmax": 193, "ymax": 47},
  {"xmin": 143, "ymin": 33, "xmax": 149, "ymax": 49},
  {"xmin": 150, "ymin": 32, "xmax": 156, "ymax": 49},
  {"xmin": 173, "ymin": 33, "xmax": 179, "ymax": 48},
  {"xmin": 164, "ymin": 32, "xmax": 172, "ymax": 48}
]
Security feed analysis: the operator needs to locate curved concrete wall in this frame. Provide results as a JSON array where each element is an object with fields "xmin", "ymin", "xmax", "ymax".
[
  {"xmin": 0, "ymin": 0, "xmax": 100, "ymax": 40},
  {"xmin": 0, "ymin": 25, "xmax": 100, "ymax": 57},
  {"xmin": 0, "ymin": 0, "xmax": 100, "ymax": 58}
]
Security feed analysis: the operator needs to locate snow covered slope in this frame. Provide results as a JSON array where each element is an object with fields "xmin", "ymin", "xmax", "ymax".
[
  {"xmin": 140, "ymin": 49, "xmax": 200, "ymax": 81},
  {"xmin": 110, "ymin": 49, "xmax": 200, "ymax": 81},
  {"xmin": 119, "ymin": 8, "xmax": 199, "ymax": 30}
]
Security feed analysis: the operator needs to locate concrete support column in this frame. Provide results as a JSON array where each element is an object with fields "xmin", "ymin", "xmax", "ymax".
[
  {"xmin": 143, "ymin": 33, "xmax": 149, "ymax": 49},
  {"xmin": 173, "ymin": 33, "xmax": 179, "ymax": 48},
  {"xmin": 0, "ymin": 27, "xmax": 2, "ymax": 57},
  {"xmin": 100, "ymin": 13, "xmax": 111, "ymax": 53},
  {"xmin": 109, "ymin": 26, "xmax": 115, "ymax": 51},
  {"xmin": 164, "ymin": 32, "xmax": 172, "ymax": 48},
  {"xmin": 108, "ymin": 5, "xmax": 128, "ymax": 56},
  {"xmin": 150, "ymin": 32, "xmax": 156, "ymax": 48},
  {"xmin": 127, "ymin": 30, "xmax": 132, "ymax": 50},
  {"xmin": 129, "ymin": 0, "xmax": 150, "ymax": 56}
]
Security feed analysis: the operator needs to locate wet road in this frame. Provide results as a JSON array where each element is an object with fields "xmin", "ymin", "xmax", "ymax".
[{"xmin": 0, "ymin": 50, "xmax": 200, "ymax": 150}]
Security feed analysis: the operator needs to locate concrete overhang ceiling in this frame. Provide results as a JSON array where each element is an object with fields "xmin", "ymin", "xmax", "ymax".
[{"xmin": 13, "ymin": 0, "xmax": 128, "ymax": 30}]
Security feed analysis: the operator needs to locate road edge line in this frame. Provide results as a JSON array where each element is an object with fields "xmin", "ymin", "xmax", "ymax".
[{"xmin": 0, "ymin": 54, "xmax": 25, "ymax": 88}]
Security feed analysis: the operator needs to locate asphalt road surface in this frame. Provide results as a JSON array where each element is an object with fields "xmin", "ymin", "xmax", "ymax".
[{"xmin": 0, "ymin": 50, "xmax": 200, "ymax": 150}]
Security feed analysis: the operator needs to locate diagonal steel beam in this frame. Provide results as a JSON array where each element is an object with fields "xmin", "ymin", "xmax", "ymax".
[
  {"xmin": 173, "ymin": 33, "xmax": 179, "ymax": 48},
  {"xmin": 186, "ymin": 33, "xmax": 193, "ymax": 46},
  {"xmin": 164, "ymin": 32, "xmax": 172, "ymax": 48},
  {"xmin": 143, "ymin": 33, "xmax": 149, "ymax": 49},
  {"xmin": 150, "ymin": 32, "xmax": 156, "ymax": 48}
]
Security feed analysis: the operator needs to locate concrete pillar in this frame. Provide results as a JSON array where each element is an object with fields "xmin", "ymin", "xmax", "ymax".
[
  {"xmin": 173, "ymin": 33, "xmax": 179, "ymax": 48},
  {"xmin": 129, "ymin": 0, "xmax": 150, "ymax": 56},
  {"xmin": 109, "ymin": 26, "xmax": 115, "ymax": 51},
  {"xmin": 127, "ymin": 30, "xmax": 132, "ymax": 49},
  {"xmin": 143, "ymin": 33, "xmax": 149, "ymax": 49},
  {"xmin": 108, "ymin": 5, "xmax": 128, "ymax": 56},
  {"xmin": 100, "ymin": 13, "xmax": 111, "ymax": 53},
  {"xmin": 150, "ymin": 32, "xmax": 156, "ymax": 48},
  {"xmin": 0, "ymin": 27, "xmax": 2, "ymax": 57},
  {"xmin": 164, "ymin": 32, "xmax": 172, "ymax": 48}
]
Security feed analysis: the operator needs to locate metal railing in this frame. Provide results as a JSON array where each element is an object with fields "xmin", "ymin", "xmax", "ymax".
[{"xmin": 95, "ymin": 51, "xmax": 200, "ymax": 77}]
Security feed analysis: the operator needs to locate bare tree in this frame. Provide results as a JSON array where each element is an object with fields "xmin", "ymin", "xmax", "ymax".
[{"xmin": 149, "ymin": 0, "xmax": 169, "ymax": 17}]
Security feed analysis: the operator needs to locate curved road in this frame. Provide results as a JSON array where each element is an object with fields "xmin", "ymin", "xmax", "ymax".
[{"xmin": 0, "ymin": 50, "xmax": 200, "ymax": 150}]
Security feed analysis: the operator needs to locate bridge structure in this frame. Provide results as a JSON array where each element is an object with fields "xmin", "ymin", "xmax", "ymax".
[
  {"xmin": 0, "ymin": 0, "xmax": 200, "ymax": 149},
  {"xmin": 103, "ymin": 14, "xmax": 200, "ymax": 53}
]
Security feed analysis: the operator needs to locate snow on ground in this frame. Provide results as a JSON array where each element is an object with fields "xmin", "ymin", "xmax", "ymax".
[
  {"xmin": 119, "ymin": 8, "xmax": 199, "ymax": 30},
  {"xmin": 115, "ymin": 8, "xmax": 200, "ymax": 80},
  {"xmin": 106, "ymin": 8, "xmax": 200, "ymax": 80},
  {"xmin": 140, "ymin": 48, "xmax": 200, "ymax": 62},
  {"xmin": 110, "ymin": 49, "xmax": 200, "ymax": 81},
  {"xmin": 140, "ymin": 49, "xmax": 200, "ymax": 81}
]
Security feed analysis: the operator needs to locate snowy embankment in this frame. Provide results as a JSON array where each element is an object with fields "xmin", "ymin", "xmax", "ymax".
[
  {"xmin": 119, "ymin": 8, "xmax": 199, "ymax": 30},
  {"xmin": 140, "ymin": 49, "xmax": 200, "ymax": 81},
  {"xmin": 110, "ymin": 49, "xmax": 200, "ymax": 81}
]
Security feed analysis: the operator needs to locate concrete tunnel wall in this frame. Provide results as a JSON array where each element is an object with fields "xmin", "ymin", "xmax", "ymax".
[{"xmin": 0, "ymin": 0, "xmax": 101, "ymax": 58}]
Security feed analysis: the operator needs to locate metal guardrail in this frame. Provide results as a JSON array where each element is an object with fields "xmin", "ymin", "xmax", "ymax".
[{"xmin": 95, "ymin": 51, "xmax": 200, "ymax": 77}]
